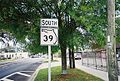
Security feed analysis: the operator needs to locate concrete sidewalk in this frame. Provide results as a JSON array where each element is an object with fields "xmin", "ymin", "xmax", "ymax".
[
  {"xmin": 39, "ymin": 61, "xmax": 61, "ymax": 70},
  {"xmin": 75, "ymin": 60, "xmax": 120, "ymax": 81},
  {"xmin": 31, "ymin": 59, "xmax": 120, "ymax": 81}
]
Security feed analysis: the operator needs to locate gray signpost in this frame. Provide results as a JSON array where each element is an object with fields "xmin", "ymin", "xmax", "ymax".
[{"xmin": 40, "ymin": 19, "xmax": 58, "ymax": 81}]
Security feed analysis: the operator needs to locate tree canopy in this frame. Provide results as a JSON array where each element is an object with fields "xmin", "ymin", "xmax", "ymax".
[{"xmin": 1, "ymin": 0, "xmax": 120, "ymax": 74}]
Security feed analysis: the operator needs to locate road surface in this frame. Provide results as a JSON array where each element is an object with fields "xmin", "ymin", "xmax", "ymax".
[{"xmin": 0, "ymin": 58, "xmax": 42, "ymax": 81}]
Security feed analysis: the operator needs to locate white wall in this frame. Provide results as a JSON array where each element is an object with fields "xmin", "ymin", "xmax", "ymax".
[{"xmin": 0, "ymin": 52, "xmax": 29, "ymax": 59}]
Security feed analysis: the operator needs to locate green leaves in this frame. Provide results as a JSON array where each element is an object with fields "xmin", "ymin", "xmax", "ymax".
[{"xmin": 0, "ymin": 0, "xmax": 119, "ymax": 53}]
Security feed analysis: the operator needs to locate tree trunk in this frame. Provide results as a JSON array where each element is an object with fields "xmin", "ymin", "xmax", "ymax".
[
  {"xmin": 61, "ymin": 46, "xmax": 67, "ymax": 74},
  {"xmin": 69, "ymin": 48, "xmax": 72, "ymax": 68},
  {"xmin": 58, "ymin": 10, "xmax": 67, "ymax": 74},
  {"xmin": 72, "ymin": 48, "xmax": 75, "ymax": 68}
]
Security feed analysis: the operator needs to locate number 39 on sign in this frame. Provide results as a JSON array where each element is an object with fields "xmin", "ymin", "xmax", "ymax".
[{"xmin": 40, "ymin": 28, "xmax": 58, "ymax": 45}]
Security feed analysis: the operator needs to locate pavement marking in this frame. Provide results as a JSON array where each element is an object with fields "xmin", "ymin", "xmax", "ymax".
[
  {"xmin": 0, "ymin": 72, "xmax": 17, "ymax": 80},
  {"xmin": 0, "ymin": 71, "xmax": 32, "ymax": 81},
  {"xmin": 1, "ymin": 78, "xmax": 14, "ymax": 81},
  {"xmin": 16, "ymin": 72, "xmax": 31, "ymax": 77}
]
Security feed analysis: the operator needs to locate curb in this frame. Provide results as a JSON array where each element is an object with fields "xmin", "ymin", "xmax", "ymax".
[
  {"xmin": 28, "ymin": 64, "xmax": 42, "ymax": 81},
  {"xmin": 28, "ymin": 61, "xmax": 61, "ymax": 81}
]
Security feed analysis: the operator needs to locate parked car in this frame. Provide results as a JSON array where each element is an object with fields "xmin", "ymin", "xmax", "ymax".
[
  {"xmin": 74, "ymin": 52, "xmax": 81, "ymax": 60},
  {"xmin": 117, "ymin": 54, "xmax": 120, "ymax": 61}
]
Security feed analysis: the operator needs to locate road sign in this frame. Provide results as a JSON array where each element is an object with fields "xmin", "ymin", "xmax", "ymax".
[
  {"xmin": 40, "ymin": 28, "xmax": 58, "ymax": 45},
  {"xmin": 40, "ymin": 18, "xmax": 58, "ymax": 81},
  {"xmin": 40, "ymin": 19, "xmax": 58, "ymax": 45},
  {"xmin": 41, "ymin": 19, "xmax": 58, "ymax": 27}
]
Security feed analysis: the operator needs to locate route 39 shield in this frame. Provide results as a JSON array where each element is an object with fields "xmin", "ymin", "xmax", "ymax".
[{"xmin": 40, "ymin": 28, "xmax": 58, "ymax": 45}]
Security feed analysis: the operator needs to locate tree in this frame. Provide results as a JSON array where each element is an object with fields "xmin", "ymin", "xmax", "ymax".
[
  {"xmin": 0, "ymin": 0, "xmax": 78, "ymax": 74},
  {"xmin": 1, "ymin": 0, "xmax": 120, "ymax": 76}
]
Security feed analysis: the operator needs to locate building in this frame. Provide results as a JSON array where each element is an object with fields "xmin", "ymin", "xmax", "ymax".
[
  {"xmin": 0, "ymin": 47, "xmax": 29, "ymax": 59},
  {"xmin": 0, "ymin": 52, "xmax": 29, "ymax": 59}
]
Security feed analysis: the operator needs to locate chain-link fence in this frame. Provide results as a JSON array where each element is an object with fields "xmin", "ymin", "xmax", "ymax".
[{"xmin": 81, "ymin": 50, "xmax": 120, "ymax": 73}]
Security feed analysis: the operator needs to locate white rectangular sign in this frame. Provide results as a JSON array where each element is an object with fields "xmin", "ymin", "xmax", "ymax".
[
  {"xmin": 41, "ymin": 19, "xmax": 58, "ymax": 27},
  {"xmin": 40, "ymin": 19, "xmax": 58, "ymax": 45},
  {"xmin": 107, "ymin": 36, "xmax": 110, "ymax": 42},
  {"xmin": 40, "ymin": 28, "xmax": 58, "ymax": 45}
]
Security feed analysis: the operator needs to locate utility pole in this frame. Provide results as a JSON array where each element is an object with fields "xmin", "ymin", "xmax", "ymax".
[{"xmin": 107, "ymin": 0, "xmax": 118, "ymax": 81}]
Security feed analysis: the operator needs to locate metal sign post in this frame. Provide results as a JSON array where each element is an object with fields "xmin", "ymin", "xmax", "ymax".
[
  {"xmin": 40, "ymin": 19, "xmax": 58, "ymax": 81},
  {"xmin": 48, "ymin": 45, "xmax": 51, "ymax": 81}
]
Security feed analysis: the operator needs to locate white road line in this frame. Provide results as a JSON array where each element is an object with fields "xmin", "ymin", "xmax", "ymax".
[
  {"xmin": 1, "ymin": 78, "xmax": 14, "ymax": 81},
  {"xmin": 16, "ymin": 72, "xmax": 31, "ymax": 77},
  {"xmin": 0, "ymin": 71, "xmax": 32, "ymax": 81},
  {"xmin": 0, "ymin": 72, "xmax": 16, "ymax": 80}
]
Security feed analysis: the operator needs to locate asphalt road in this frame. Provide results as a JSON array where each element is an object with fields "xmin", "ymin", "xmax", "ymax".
[{"xmin": 0, "ymin": 58, "xmax": 42, "ymax": 81}]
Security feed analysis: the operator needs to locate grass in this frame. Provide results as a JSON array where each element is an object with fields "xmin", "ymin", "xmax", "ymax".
[
  {"xmin": 0, "ymin": 59, "xmax": 15, "ymax": 62},
  {"xmin": 34, "ymin": 66, "xmax": 104, "ymax": 81}
]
